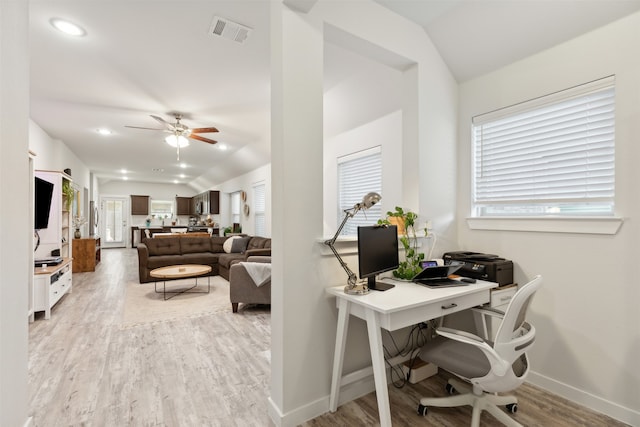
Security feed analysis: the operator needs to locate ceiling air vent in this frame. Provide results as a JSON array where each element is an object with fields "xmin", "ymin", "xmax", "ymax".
[{"xmin": 209, "ymin": 16, "xmax": 252, "ymax": 44}]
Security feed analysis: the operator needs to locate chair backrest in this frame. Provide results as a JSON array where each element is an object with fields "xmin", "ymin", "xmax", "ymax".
[{"xmin": 479, "ymin": 275, "xmax": 542, "ymax": 392}]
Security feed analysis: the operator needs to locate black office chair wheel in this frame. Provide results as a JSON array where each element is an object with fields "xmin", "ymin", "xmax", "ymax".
[
  {"xmin": 506, "ymin": 403, "xmax": 518, "ymax": 413},
  {"xmin": 417, "ymin": 404, "xmax": 428, "ymax": 416},
  {"xmin": 445, "ymin": 383, "xmax": 456, "ymax": 395}
]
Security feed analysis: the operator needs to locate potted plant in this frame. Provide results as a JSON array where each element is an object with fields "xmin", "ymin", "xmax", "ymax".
[
  {"xmin": 378, "ymin": 206, "xmax": 426, "ymax": 280},
  {"xmin": 62, "ymin": 180, "xmax": 74, "ymax": 211}
]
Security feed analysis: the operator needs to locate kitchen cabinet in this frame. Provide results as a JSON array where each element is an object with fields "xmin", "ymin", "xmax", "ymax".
[
  {"xmin": 130, "ymin": 195, "xmax": 149, "ymax": 215},
  {"xmin": 176, "ymin": 196, "xmax": 191, "ymax": 215}
]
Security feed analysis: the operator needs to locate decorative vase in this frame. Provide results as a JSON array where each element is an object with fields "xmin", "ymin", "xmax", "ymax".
[
  {"xmin": 145, "ymin": 219, "xmax": 151, "ymax": 227},
  {"xmin": 74, "ymin": 228, "xmax": 81, "ymax": 239}
]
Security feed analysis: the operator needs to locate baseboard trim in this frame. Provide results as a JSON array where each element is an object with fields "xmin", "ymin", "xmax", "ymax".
[
  {"xmin": 527, "ymin": 371, "xmax": 640, "ymax": 426},
  {"xmin": 267, "ymin": 377, "xmax": 376, "ymax": 427}
]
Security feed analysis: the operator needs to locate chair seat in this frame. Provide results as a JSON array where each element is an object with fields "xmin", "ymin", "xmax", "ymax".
[{"xmin": 420, "ymin": 336, "xmax": 491, "ymax": 379}]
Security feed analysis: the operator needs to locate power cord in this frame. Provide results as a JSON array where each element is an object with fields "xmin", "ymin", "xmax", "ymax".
[{"xmin": 383, "ymin": 323, "xmax": 432, "ymax": 388}]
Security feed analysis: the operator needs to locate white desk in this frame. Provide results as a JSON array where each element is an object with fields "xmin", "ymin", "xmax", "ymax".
[{"xmin": 326, "ymin": 279, "xmax": 497, "ymax": 427}]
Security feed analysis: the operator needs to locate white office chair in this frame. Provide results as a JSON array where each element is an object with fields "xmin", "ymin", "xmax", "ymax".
[{"xmin": 417, "ymin": 275, "xmax": 543, "ymax": 427}]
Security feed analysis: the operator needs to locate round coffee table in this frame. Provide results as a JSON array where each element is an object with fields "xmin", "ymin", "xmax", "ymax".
[{"xmin": 149, "ymin": 264, "xmax": 212, "ymax": 300}]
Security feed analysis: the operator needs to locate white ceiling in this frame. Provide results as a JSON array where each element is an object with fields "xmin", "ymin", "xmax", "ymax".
[{"xmin": 29, "ymin": 1, "xmax": 640, "ymax": 187}]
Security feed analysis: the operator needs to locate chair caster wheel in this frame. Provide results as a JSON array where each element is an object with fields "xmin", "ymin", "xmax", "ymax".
[
  {"xmin": 506, "ymin": 403, "xmax": 518, "ymax": 413},
  {"xmin": 445, "ymin": 383, "xmax": 456, "ymax": 395},
  {"xmin": 417, "ymin": 404, "xmax": 428, "ymax": 416}
]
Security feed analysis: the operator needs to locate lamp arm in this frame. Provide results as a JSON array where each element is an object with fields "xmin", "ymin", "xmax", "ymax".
[{"xmin": 324, "ymin": 207, "xmax": 360, "ymax": 286}]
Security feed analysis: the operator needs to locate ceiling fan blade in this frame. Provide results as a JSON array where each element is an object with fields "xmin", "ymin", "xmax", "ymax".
[
  {"xmin": 191, "ymin": 126, "xmax": 219, "ymax": 134},
  {"xmin": 124, "ymin": 125, "xmax": 165, "ymax": 131},
  {"xmin": 190, "ymin": 134, "xmax": 218, "ymax": 145},
  {"xmin": 150, "ymin": 114, "xmax": 175, "ymax": 130}
]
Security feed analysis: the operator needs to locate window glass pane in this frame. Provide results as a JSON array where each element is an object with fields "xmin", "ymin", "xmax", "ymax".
[
  {"xmin": 338, "ymin": 148, "xmax": 382, "ymax": 235},
  {"xmin": 231, "ymin": 191, "xmax": 241, "ymax": 225},
  {"xmin": 472, "ymin": 78, "xmax": 615, "ymax": 217},
  {"xmin": 253, "ymin": 182, "xmax": 266, "ymax": 237}
]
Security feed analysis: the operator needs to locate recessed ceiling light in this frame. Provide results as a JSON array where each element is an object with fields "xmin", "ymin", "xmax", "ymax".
[
  {"xmin": 50, "ymin": 18, "xmax": 86, "ymax": 37},
  {"xmin": 97, "ymin": 128, "xmax": 112, "ymax": 136},
  {"xmin": 120, "ymin": 169, "xmax": 127, "ymax": 174},
  {"xmin": 179, "ymin": 163, "xmax": 187, "ymax": 169},
  {"xmin": 122, "ymin": 176, "xmax": 128, "ymax": 181},
  {"xmin": 218, "ymin": 143, "xmax": 228, "ymax": 151},
  {"xmin": 179, "ymin": 174, "xmax": 186, "ymax": 179}
]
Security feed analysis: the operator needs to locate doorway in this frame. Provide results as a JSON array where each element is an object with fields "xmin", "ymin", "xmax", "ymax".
[{"xmin": 100, "ymin": 196, "xmax": 128, "ymax": 248}]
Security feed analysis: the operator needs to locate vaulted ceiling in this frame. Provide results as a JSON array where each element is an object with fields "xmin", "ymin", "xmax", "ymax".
[{"xmin": 29, "ymin": 1, "xmax": 640, "ymax": 187}]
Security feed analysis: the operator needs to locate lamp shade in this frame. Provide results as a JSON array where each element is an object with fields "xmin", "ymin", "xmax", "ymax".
[
  {"xmin": 360, "ymin": 192, "xmax": 381, "ymax": 210},
  {"xmin": 165, "ymin": 134, "xmax": 189, "ymax": 148}
]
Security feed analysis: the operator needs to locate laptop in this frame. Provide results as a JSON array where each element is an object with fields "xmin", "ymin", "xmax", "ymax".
[{"xmin": 412, "ymin": 264, "xmax": 466, "ymax": 288}]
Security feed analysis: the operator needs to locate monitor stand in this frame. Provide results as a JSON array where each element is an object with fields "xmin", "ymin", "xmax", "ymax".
[{"xmin": 367, "ymin": 276, "xmax": 395, "ymax": 291}]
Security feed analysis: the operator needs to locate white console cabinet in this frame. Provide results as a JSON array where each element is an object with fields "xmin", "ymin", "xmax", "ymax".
[{"xmin": 33, "ymin": 258, "xmax": 72, "ymax": 320}]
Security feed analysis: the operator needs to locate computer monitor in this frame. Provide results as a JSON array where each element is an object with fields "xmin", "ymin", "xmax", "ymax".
[{"xmin": 357, "ymin": 225, "xmax": 399, "ymax": 291}]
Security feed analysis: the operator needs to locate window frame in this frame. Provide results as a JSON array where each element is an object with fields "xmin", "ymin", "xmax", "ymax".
[
  {"xmin": 337, "ymin": 146, "xmax": 383, "ymax": 237},
  {"xmin": 468, "ymin": 76, "xmax": 622, "ymax": 234}
]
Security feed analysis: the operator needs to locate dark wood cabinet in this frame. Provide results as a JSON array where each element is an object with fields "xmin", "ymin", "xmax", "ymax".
[
  {"xmin": 130, "ymin": 195, "xmax": 149, "ymax": 215},
  {"xmin": 208, "ymin": 190, "xmax": 220, "ymax": 214},
  {"xmin": 176, "ymin": 197, "xmax": 191, "ymax": 215}
]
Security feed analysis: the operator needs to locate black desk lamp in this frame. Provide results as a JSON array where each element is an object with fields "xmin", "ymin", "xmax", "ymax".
[{"xmin": 324, "ymin": 192, "xmax": 381, "ymax": 295}]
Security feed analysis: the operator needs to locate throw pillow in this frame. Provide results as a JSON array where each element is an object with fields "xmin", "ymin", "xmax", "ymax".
[
  {"xmin": 223, "ymin": 236, "xmax": 240, "ymax": 254},
  {"xmin": 231, "ymin": 236, "xmax": 250, "ymax": 253}
]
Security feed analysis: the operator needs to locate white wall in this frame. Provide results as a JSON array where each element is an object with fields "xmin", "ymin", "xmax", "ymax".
[
  {"xmin": 458, "ymin": 13, "xmax": 640, "ymax": 425},
  {"xmin": 30, "ymin": 120, "xmax": 92, "ymax": 235},
  {"xmin": 270, "ymin": 1, "xmax": 458, "ymax": 425},
  {"xmin": 0, "ymin": 1, "xmax": 30, "ymax": 426},
  {"xmin": 214, "ymin": 164, "xmax": 271, "ymax": 237}
]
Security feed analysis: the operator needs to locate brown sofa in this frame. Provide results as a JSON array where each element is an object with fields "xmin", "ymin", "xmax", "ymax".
[
  {"xmin": 229, "ymin": 256, "xmax": 271, "ymax": 313},
  {"xmin": 136, "ymin": 235, "xmax": 271, "ymax": 283}
]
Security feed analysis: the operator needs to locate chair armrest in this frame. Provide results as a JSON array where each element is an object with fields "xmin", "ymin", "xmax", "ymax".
[
  {"xmin": 247, "ymin": 256, "xmax": 271, "ymax": 264},
  {"xmin": 244, "ymin": 248, "xmax": 271, "ymax": 258},
  {"xmin": 471, "ymin": 306, "xmax": 505, "ymax": 340},
  {"xmin": 436, "ymin": 327, "xmax": 510, "ymax": 376}
]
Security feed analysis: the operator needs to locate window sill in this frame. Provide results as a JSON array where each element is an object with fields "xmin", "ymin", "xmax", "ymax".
[{"xmin": 466, "ymin": 216, "xmax": 623, "ymax": 235}]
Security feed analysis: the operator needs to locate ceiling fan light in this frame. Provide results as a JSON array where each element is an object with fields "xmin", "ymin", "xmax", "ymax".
[{"xmin": 165, "ymin": 135, "xmax": 189, "ymax": 148}]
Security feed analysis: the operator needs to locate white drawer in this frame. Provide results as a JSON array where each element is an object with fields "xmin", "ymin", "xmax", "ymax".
[{"xmin": 490, "ymin": 286, "xmax": 517, "ymax": 308}]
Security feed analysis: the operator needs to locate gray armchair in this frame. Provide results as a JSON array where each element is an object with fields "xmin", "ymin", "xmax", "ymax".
[{"xmin": 229, "ymin": 256, "xmax": 271, "ymax": 313}]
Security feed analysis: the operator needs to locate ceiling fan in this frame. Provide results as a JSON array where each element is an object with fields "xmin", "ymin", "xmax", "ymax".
[{"xmin": 125, "ymin": 114, "xmax": 219, "ymax": 160}]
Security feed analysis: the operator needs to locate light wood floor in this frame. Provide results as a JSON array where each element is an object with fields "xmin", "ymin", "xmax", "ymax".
[{"xmin": 28, "ymin": 248, "xmax": 628, "ymax": 426}]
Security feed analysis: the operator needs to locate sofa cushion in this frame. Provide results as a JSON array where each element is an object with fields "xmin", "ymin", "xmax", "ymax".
[
  {"xmin": 180, "ymin": 237, "xmax": 212, "ymax": 254},
  {"xmin": 218, "ymin": 253, "xmax": 246, "ymax": 269},
  {"xmin": 247, "ymin": 236, "xmax": 271, "ymax": 250},
  {"xmin": 223, "ymin": 236, "xmax": 242, "ymax": 253},
  {"xmin": 231, "ymin": 236, "xmax": 251, "ymax": 253},
  {"xmin": 145, "ymin": 238, "xmax": 181, "ymax": 256},
  {"xmin": 211, "ymin": 236, "xmax": 229, "ymax": 253},
  {"xmin": 180, "ymin": 252, "xmax": 220, "ymax": 266},
  {"xmin": 147, "ymin": 255, "xmax": 185, "ymax": 269}
]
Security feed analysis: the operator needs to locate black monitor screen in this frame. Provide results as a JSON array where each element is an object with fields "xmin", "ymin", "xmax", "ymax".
[
  {"xmin": 34, "ymin": 176, "xmax": 54, "ymax": 230},
  {"xmin": 357, "ymin": 225, "xmax": 399, "ymax": 290}
]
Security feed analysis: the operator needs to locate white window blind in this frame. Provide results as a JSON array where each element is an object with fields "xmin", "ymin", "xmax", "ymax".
[
  {"xmin": 472, "ymin": 77, "xmax": 615, "ymax": 217},
  {"xmin": 230, "ymin": 191, "xmax": 241, "ymax": 225},
  {"xmin": 253, "ymin": 182, "xmax": 266, "ymax": 237},
  {"xmin": 338, "ymin": 147, "xmax": 382, "ymax": 236}
]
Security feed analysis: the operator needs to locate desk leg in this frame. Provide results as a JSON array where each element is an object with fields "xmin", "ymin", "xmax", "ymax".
[
  {"xmin": 365, "ymin": 309, "xmax": 392, "ymax": 427},
  {"xmin": 329, "ymin": 298, "xmax": 350, "ymax": 412}
]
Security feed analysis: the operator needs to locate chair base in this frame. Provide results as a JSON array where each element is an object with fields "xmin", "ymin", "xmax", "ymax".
[{"xmin": 418, "ymin": 378, "xmax": 522, "ymax": 427}]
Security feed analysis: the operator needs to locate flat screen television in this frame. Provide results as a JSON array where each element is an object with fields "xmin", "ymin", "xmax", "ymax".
[
  {"xmin": 357, "ymin": 224, "xmax": 399, "ymax": 291},
  {"xmin": 34, "ymin": 176, "xmax": 54, "ymax": 230}
]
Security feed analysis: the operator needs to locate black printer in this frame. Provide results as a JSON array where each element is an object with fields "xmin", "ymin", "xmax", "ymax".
[{"xmin": 443, "ymin": 251, "xmax": 513, "ymax": 286}]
